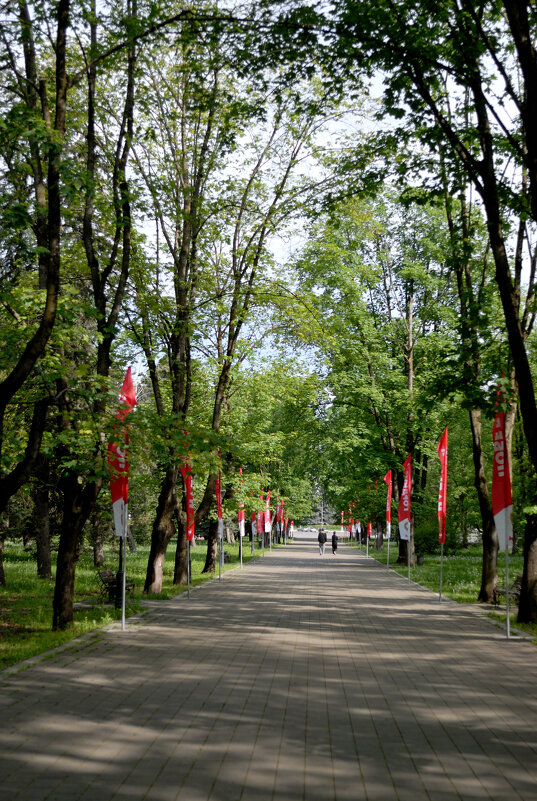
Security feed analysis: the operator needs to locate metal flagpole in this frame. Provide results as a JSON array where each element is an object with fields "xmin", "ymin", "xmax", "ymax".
[
  {"xmin": 121, "ymin": 508, "xmax": 127, "ymax": 631},
  {"xmin": 218, "ymin": 520, "xmax": 223, "ymax": 581},
  {"xmin": 491, "ymin": 401, "xmax": 513, "ymax": 639},
  {"xmin": 436, "ymin": 428, "xmax": 448, "ymax": 602},
  {"xmin": 505, "ymin": 546, "xmax": 511, "ymax": 639},
  {"xmin": 386, "ymin": 523, "xmax": 391, "ymax": 570},
  {"xmin": 187, "ymin": 539, "xmax": 191, "ymax": 599},
  {"xmin": 439, "ymin": 542, "xmax": 444, "ymax": 600}
]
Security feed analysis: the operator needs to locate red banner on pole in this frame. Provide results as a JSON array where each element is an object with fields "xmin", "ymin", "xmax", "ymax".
[
  {"xmin": 215, "ymin": 470, "xmax": 223, "ymax": 519},
  {"xmin": 383, "ymin": 470, "xmax": 392, "ymax": 539},
  {"xmin": 264, "ymin": 490, "xmax": 271, "ymax": 533},
  {"xmin": 398, "ymin": 454, "xmax": 412, "ymax": 541},
  {"xmin": 180, "ymin": 461, "xmax": 195, "ymax": 542},
  {"xmin": 436, "ymin": 428, "xmax": 448, "ymax": 544},
  {"xmin": 492, "ymin": 410, "xmax": 513, "ymax": 552},
  {"xmin": 238, "ymin": 468, "xmax": 245, "ymax": 537},
  {"xmin": 215, "ymin": 468, "xmax": 223, "ymax": 538},
  {"xmin": 108, "ymin": 367, "xmax": 137, "ymax": 538},
  {"xmin": 383, "ymin": 471, "xmax": 392, "ymax": 522}
]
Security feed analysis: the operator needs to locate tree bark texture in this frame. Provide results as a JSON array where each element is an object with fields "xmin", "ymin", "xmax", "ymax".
[
  {"xmin": 518, "ymin": 514, "xmax": 537, "ymax": 623},
  {"xmin": 52, "ymin": 478, "xmax": 93, "ymax": 630},
  {"xmin": 173, "ymin": 520, "xmax": 188, "ymax": 585},
  {"xmin": 33, "ymin": 459, "xmax": 52, "ymax": 580},
  {"xmin": 0, "ymin": 534, "xmax": 5, "ymax": 587},
  {"xmin": 90, "ymin": 510, "xmax": 105, "ymax": 568},
  {"xmin": 468, "ymin": 409, "xmax": 498, "ymax": 603},
  {"xmin": 144, "ymin": 467, "xmax": 178, "ymax": 593},
  {"xmin": 202, "ymin": 518, "xmax": 218, "ymax": 573}
]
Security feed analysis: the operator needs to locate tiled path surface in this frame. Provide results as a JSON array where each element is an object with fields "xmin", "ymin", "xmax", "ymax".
[{"xmin": 1, "ymin": 541, "xmax": 537, "ymax": 801}]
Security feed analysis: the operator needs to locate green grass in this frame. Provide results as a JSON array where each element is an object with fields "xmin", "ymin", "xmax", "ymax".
[
  {"xmin": 0, "ymin": 536, "xmax": 262, "ymax": 672},
  {"xmin": 351, "ymin": 539, "xmax": 537, "ymax": 640},
  {"xmin": 3, "ymin": 537, "xmax": 535, "ymax": 671}
]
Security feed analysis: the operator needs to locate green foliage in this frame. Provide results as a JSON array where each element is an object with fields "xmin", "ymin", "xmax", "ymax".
[{"xmin": 2, "ymin": 0, "xmax": 537, "ymax": 630}]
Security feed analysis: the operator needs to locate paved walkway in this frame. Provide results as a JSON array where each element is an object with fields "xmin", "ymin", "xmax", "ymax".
[{"xmin": 1, "ymin": 542, "xmax": 537, "ymax": 801}]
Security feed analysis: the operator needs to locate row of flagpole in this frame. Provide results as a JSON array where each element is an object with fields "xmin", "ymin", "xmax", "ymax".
[
  {"xmin": 107, "ymin": 368, "xmax": 295, "ymax": 625},
  {"xmin": 343, "ymin": 403, "xmax": 513, "ymax": 638},
  {"xmin": 108, "ymin": 369, "xmax": 514, "ymax": 639}
]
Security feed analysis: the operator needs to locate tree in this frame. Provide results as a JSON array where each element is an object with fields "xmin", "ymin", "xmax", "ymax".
[
  {"xmin": 292, "ymin": 192, "xmax": 461, "ymax": 561},
  {"xmin": 440, "ymin": 184, "xmax": 503, "ymax": 601},
  {"xmin": 0, "ymin": 0, "xmax": 68, "ymax": 512},
  {"xmin": 128, "ymin": 16, "xmax": 346, "ymax": 592},
  {"xmin": 314, "ymin": 0, "xmax": 537, "ymax": 619}
]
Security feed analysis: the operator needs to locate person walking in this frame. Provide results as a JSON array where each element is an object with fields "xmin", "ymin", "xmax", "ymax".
[
  {"xmin": 318, "ymin": 528, "xmax": 327, "ymax": 555},
  {"xmin": 331, "ymin": 531, "xmax": 338, "ymax": 555}
]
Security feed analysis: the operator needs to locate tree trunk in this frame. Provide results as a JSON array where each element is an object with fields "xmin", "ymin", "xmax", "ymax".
[
  {"xmin": 33, "ymin": 460, "xmax": 52, "ymax": 580},
  {"xmin": 483, "ymin": 182, "xmax": 537, "ymax": 616},
  {"xmin": 518, "ymin": 513, "xmax": 537, "ymax": 623},
  {"xmin": 52, "ymin": 479, "xmax": 91, "ymax": 630},
  {"xmin": 202, "ymin": 518, "xmax": 218, "ymax": 573},
  {"xmin": 397, "ymin": 533, "xmax": 414, "ymax": 566},
  {"xmin": 90, "ymin": 509, "xmax": 105, "ymax": 568},
  {"xmin": 461, "ymin": 505, "xmax": 468, "ymax": 549},
  {"xmin": 173, "ymin": 519, "xmax": 188, "ymax": 585},
  {"xmin": 144, "ymin": 467, "xmax": 178, "ymax": 593},
  {"xmin": 0, "ymin": 533, "xmax": 5, "ymax": 587},
  {"xmin": 225, "ymin": 525, "xmax": 234, "ymax": 544},
  {"xmin": 468, "ymin": 409, "xmax": 498, "ymax": 603},
  {"xmin": 398, "ymin": 282, "xmax": 414, "ymax": 565}
]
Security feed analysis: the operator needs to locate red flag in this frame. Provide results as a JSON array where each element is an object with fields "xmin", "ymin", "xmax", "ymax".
[
  {"xmin": 398, "ymin": 454, "xmax": 412, "ymax": 541},
  {"xmin": 215, "ymin": 468, "xmax": 223, "ymax": 538},
  {"xmin": 108, "ymin": 367, "xmax": 137, "ymax": 538},
  {"xmin": 383, "ymin": 470, "xmax": 392, "ymax": 539},
  {"xmin": 256, "ymin": 497, "xmax": 264, "ymax": 535},
  {"xmin": 436, "ymin": 428, "xmax": 448, "ymax": 544},
  {"xmin": 180, "ymin": 460, "xmax": 195, "ymax": 542},
  {"xmin": 492, "ymin": 410, "xmax": 513, "ymax": 552},
  {"xmin": 264, "ymin": 490, "xmax": 271, "ymax": 533},
  {"xmin": 238, "ymin": 506, "xmax": 245, "ymax": 536},
  {"xmin": 238, "ymin": 468, "xmax": 245, "ymax": 537},
  {"xmin": 367, "ymin": 521, "xmax": 372, "ymax": 538}
]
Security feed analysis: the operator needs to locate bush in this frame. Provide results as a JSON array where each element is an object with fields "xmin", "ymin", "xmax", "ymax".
[{"xmin": 413, "ymin": 520, "xmax": 440, "ymax": 554}]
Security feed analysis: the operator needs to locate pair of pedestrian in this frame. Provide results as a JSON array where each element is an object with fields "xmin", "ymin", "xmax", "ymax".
[{"xmin": 318, "ymin": 528, "xmax": 338, "ymax": 555}]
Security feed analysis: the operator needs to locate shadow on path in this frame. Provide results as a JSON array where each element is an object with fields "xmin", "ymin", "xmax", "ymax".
[{"xmin": 1, "ymin": 542, "xmax": 536, "ymax": 801}]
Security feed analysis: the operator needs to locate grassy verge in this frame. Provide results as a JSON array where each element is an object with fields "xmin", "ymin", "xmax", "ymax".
[
  {"xmin": 350, "ymin": 540, "xmax": 537, "ymax": 641},
  {"xmin": 0, "ymin": 536, "xmax": 263, "ymax": 672}
]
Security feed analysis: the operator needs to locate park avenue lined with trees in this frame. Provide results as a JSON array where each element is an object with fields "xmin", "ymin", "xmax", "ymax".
[{"xmin": 1, "ymin": 0, "xmax": 537, "ymax": 636}]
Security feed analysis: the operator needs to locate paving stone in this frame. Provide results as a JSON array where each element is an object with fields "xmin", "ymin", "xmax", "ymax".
[{"xmin": 1, "ymin": 542, "xmax": 537, "ymax": 800}]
